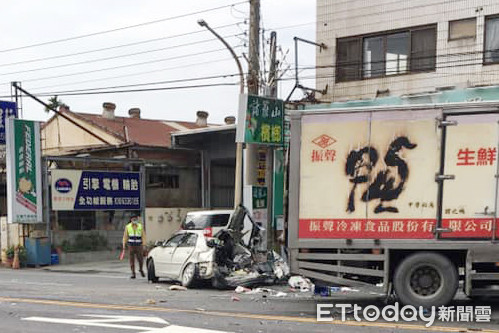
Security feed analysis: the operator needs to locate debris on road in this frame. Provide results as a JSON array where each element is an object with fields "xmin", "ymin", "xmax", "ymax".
[
  {"xmin": 288, "ymin": 276, "xmax": 313, "ymax": 292},
  {"xmin": 145, "ymin": 299, "xmax": 156, "ymax": 304},
  {"xmin": 314, "ymin": 285, "xmax": 361, "ymax": 296},
  {"xmin": 235, "ymin": 286, "xmax": 251, "ymax": 293},
  {"xmin": 234, "ymin": 286, "xmax": 288, "ymax": 298},
  {"xmin": 231, "ymin": 294, "xmax": 241, "ymax": 302},
  {"xmin": 169, "ymin": 285, "xmax": 187, "ymax": 291}
]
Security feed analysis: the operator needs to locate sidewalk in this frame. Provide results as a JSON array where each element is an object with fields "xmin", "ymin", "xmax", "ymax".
[{"xmin": 41, "ymin": 259, "xmax": 130, "ymax": 275}]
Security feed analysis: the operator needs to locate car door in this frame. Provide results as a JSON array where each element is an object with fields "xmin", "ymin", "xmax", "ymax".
[
  {"xmin": 170, "ymin": 233, "xmax": 198, "ymax": 278},
  {"xmin": 154, "ymin": 233, "xmax": 185, "ymax": 277}
]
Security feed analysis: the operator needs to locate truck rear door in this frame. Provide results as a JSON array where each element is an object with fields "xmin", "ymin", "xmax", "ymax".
[{"xmin": 440, "ymin": 112, "xmax": 499, "ymax": 239}]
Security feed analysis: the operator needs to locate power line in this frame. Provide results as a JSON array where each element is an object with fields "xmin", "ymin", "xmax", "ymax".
[
  {"xmin": 31, "ymin": 72, "xmax": 243, "ymax": 96},
  {"xmin": 22, "ymin": 58, "xmax": 238, "ymax": 91},
  {"xmin": 0, "ymin": 36, "xmax": 243, "ymax": 76},
  {"xmin": 1, "ymin": 46, "xmax": 243, "ymax": 85},
  {"xmin": 0, "ymin": 23, "xmax": 244, "ymax": 68},
  {"xmin": 0, "ymin": 1, "xmax": 247, "ymax": 53},
  {"xmin": 10, "ymin": 82, "xmax": 240, "ymax": 98}
]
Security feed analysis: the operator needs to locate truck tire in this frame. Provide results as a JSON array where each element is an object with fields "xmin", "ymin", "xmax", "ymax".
[{"xmin": 394, "ymin": 252, "xmax": 458, "ymax": 307}]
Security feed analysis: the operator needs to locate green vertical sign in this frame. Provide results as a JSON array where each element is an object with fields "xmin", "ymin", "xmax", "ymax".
[
  {"xmin": 7, "ymin": 119, "xmax": 42, "ymax": 223},
  {"xmin": 15, "ymin": 120, "xmax": 37, "ymax": 204},
  {"xmin": 273, "ymin": 148, "xmax": 284, "ymax": 216},
  {"xmin": 237, "ymin": 94, "xmax": 284, "ymax": 145},
  {"xmin": 252, "ymin": 186, "xmax": 268, "ymax": 210}
]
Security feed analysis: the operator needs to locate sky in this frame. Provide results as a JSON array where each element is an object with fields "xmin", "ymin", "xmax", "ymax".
[{"xmin": 0, "ymin": 1, "xmax": 316, "ymax": 124}]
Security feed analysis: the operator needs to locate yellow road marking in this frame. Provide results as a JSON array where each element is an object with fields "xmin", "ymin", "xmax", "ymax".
[{"xmin": 0, "ymin": 296, "xmax": 497, "ymax": 333}]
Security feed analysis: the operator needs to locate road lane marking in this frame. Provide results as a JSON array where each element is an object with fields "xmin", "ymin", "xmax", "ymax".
[
  {"xmin": 147, "ymin": 325, "xmax": 232, "ymax": 333},
  {"xmin": 2, "ymin": 296, "xmax": 498, "ymax": 333},
  {"xmin": 23, "ymin": 316, "xmax": 156, "ymax": 330},
  {"xmin": 0, "ymin": 279, "xmax": 73, "ymax": 287},
  {"xmin": 23, "ymin": 314, "xmax": 232, "ymax": 333}
]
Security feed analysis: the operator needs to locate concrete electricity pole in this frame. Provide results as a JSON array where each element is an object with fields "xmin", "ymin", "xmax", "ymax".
[
  {"xmin": 269, "ymin": 31, "xmax": 277, "ymax": 98},
  {"xmin": 248, "ymin": 0, "xmax": 260, "ymax": 95}
]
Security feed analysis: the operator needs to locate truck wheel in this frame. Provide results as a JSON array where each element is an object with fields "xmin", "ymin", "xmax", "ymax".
[
  {"xmin": 394, "ymin": 252, "xmax": 458, "ymax": 307},
  {"xmin": 147, "ymin": 259, "xmax": 158, "ymax": 283}
]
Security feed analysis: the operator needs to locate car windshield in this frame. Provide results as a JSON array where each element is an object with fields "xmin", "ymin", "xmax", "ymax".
[{"xmin": 182, "ymin": 214, "xmax": 230, "ymax": 229}]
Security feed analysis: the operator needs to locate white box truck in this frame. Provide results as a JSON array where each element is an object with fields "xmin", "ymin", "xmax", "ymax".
[{"xmin": 288, "ymin": 101, "xmax": 499, "ymax": 307}]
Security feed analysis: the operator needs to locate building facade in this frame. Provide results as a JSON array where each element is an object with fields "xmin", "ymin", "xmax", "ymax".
[
  {"xmin": 41, "ymin": 103, "xmax": 218, "ymax": 250},
  {"xmin": 316, "ymin": 0, "xmax": 499, "ymax": 102}
]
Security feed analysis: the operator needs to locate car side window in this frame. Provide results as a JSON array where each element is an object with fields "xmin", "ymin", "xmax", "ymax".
[
  {"xmin": 209, "ymin": 214, "xmax": 230, "ymax": 227},
  {"xmin": 163, "ymin": 234, "xmax": 185, "ymax": 247},
  {"xmin": 178, "ymin": 234, "xmax": 198, "ymax": 247}
]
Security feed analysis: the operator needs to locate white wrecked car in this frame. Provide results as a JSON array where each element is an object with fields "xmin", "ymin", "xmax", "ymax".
[
  {"xmin": 181, "ymin": 209, "xmax": 255, "ymax": 247},
  {"xmin": 147, "ymin": 230, "xmax": 216, "ymax": 287},
  {"xmin": 147, "ymin": 206, "xmax": 278, "ymax": 288}
]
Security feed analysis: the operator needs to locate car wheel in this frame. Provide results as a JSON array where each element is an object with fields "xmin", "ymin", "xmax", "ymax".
[
  {"xmin": 394, "ymin": 252, "xmax": 458, "ymax": 307},
  {"xmin": 181, "ymin": 263, "xmax": 196, "ymax": 287},
  {"xmin": 147, "ymin": 259, "xmax": 158, "ymax": 283}
]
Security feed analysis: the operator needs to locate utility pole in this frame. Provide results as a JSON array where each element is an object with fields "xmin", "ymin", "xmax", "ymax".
[
  {"xmin": 267, "ymin": 31, "xmax": 278, "ymax": 252},
  {"xmin": 248, "ymin": 0, "xmax": 260, "ymax": 95},
  {"xmin": 269, "ymin": 31, "xmax": 277, "ymax": 98}
]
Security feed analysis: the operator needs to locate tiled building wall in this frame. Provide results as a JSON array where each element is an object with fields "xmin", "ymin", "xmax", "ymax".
[{"xmin": 316, "ymin": 0, "xmax": 499, "ymax": 101}]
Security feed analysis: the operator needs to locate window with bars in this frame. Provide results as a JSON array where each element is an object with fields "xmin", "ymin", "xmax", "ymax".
[{"xmin": 336, "ymin": 25, "xmax": 437, "ymax": 82}]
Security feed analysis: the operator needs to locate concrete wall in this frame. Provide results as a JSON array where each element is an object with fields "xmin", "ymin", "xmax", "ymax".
[
  {"xmin": 58, "ymin": 250, "xmax": 119, "ymax": 265},
  {"xmin": 51, "ymin": 230, "xmax": 123, "ymax": 250},
  {"xmin": 42, "ymin": 113, "xmax": 121, "ymax": 155},
  {"xmin": 317, "ymin": 0, "xmax": 499, "ymax": 101},
  {"xmin": 0, "ymin": 217, "xmax": 22, "ymax": 253},
  {"xmin": 144, "ymin": 207, "xmax": 205, "ymax": 243},
  {"xmin": 52, "ymin": 208, "xmax": 202, "ymax": 250}
]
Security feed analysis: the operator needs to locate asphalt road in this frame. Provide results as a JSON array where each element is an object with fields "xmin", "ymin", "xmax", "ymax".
[{"xmin": 0, "ymin": 266, "xmax": 498, "ymax": 332}]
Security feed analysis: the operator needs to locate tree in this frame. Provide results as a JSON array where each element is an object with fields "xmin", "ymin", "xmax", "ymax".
[{"xmin": 45, "ymin": 96, "xmax": 64, "ymax": 112}]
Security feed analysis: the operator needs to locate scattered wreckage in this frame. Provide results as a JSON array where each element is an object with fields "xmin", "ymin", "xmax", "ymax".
[{"xmin": 147, "ymin": 205, "xmax": 289, "ymax": 288}]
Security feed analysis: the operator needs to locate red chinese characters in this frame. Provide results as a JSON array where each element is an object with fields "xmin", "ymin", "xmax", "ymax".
[
  {"xmin": 457, "ymin": 147, "xmax": 496, "ymax": 166},
  {"xmin": 311, "ymin": 149, "xmax": 336, "ymax": 163},
  {"xmin": 311, "ymin": 134, "xmax": 337, "ymax": 163}
]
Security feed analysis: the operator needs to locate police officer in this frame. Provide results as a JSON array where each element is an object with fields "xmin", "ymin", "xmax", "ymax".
[{"xmin": 122, "ymin": 213, "xmax": 146, "ymax": 279}]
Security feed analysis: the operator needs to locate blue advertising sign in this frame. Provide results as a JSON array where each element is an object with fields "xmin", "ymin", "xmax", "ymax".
[
  {"xmin": 0, "ymin": 101, "xmax": 17, "ymax": 144},
  {"xmin": 51, "ymin": 169, "xmax": 141, "ymax": 211}
]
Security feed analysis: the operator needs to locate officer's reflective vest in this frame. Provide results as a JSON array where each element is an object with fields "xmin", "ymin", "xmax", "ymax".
[{"xmin": 126, "ymin": 223, "xmax": 143, "ymax": 246}]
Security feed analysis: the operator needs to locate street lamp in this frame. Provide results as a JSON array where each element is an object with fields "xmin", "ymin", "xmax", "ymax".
[{"xmin": 197, "ymin": 20, "xmax": 245, "ymax": 208}]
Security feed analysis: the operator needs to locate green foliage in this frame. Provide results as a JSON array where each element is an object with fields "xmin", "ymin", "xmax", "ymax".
[
  {"xmin": 5, "ymin": 246, "xmax": 14, "ymax": 259},
  {"xmin": 45, "ymin": 96, "xmax": 64, "ymax": 113},
  {"xmin": 5, "ymin": 245, "xmax": 27, "ymax": 264},
  {"xmin": 18, "ymin": 246, "xmax": 27, "ymax": 264},
  {"xmin": 59, "ymin": 232, "xmax": 108, "ymax": 252}
]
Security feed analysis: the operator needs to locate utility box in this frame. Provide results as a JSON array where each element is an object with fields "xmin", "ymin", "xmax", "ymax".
[{"xmin": 25, "ymin": 237, "xmax": 51, "ymax": 266}]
